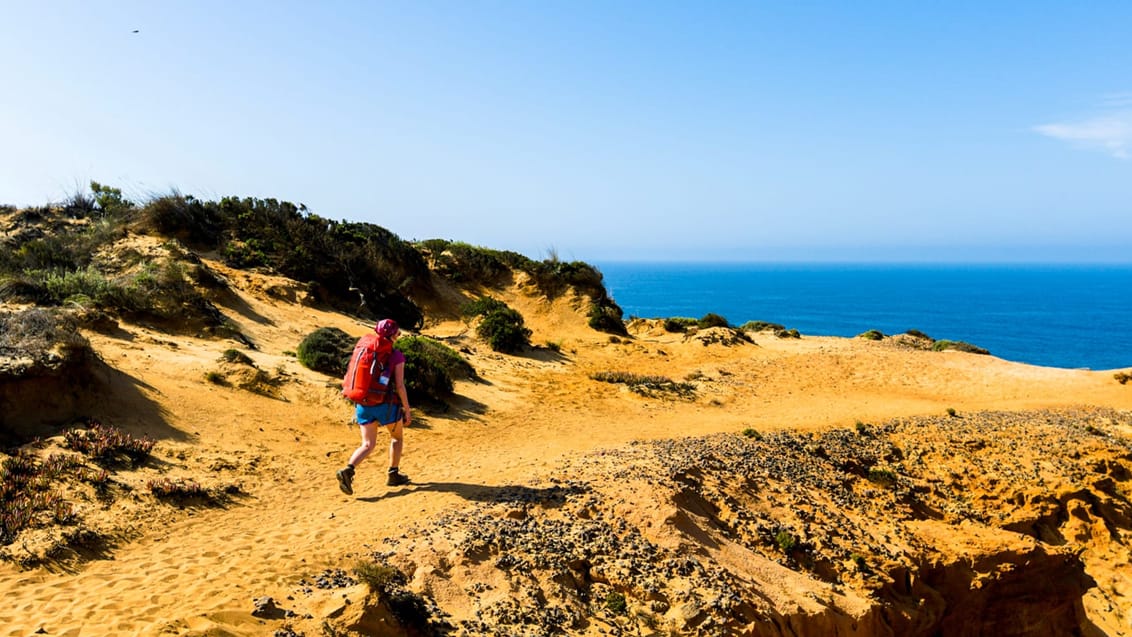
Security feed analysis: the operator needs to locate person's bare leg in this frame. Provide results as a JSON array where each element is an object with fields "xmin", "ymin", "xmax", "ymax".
[
  {"xmin": 349, "ymin": 423, "xmax": 379, "ymax": 466},
  {"xmin": 387, "ymin": 419, "xmax": 404, "ymax": 469},
  {"xmin": 385, "ymin": 419, "xmax": 410, "ymax": 485}
]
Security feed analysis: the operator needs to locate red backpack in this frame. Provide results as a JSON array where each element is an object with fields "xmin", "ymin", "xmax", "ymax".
[{"xmin": 341, "ymin": 333, "xmax": 395, "ymax": 406}]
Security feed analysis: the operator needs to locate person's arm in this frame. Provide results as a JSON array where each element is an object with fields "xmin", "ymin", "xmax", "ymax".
[{"xmin": 394, "ymin": 361, "xmax": 411, "ymax": 425}]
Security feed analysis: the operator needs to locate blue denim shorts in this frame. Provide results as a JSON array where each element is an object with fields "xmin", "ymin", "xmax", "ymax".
[{"xmin": 355, "ymin": 403, "xmax": 402, "ymax": 426}]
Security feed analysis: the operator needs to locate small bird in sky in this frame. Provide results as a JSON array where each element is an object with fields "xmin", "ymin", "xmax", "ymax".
[{"xmin": 132, "ymin": 29, "xmax": 139, "ymax": 34}]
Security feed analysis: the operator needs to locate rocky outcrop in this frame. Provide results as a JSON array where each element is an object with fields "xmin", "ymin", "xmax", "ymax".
[{"xmin": 335, "ymin": 408, "xmax": 1132, "ymax": 636}]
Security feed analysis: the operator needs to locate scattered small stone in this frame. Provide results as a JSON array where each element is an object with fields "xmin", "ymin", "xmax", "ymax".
[{"xmin": 252, "ymin": 596, "xmax": 281, "ymax": 619}]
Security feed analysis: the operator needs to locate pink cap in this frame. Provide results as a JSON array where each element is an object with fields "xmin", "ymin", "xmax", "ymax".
[{"xmin": 375, "ymin": 318, "xmax": 399, "ymax": 338}]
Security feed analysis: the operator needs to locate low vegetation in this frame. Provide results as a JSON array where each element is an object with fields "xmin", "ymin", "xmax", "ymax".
[
  {"xmin": 296, "ymin": 327, "xmax": 356, "ymax": 376},
  {"xmin": 740, "ymin": 320, "xmax": 785, "ymax": 332},
  {"xmin": 775, "ymin": 530, "xmax": 798, "ymax": 554},
  {"xmin": 147, "ymin": 476, "xmax": 212, "ymax": 501},
  {"xmin": 1, "ymin": 183, "xmax": 428, "ymax": 330},
  {"xmin": 396, "ymin": 335, "xmax": 476, "ymax": 405},
  {"xmin": 2, "ymin": 421, "xmax": 154, "ymax": 550},
  {"xmin": 663, "ymin": 317, "xmax": 698, "ymax": 333},
  {"xmin": 420, "ymin": 240, "xmax": 628, "ymax": 336},
  {"xmin": 220, "ymin": 348, "xmax": 255, "ymax": 366},
  {"xmin": 1, "ymin": 451, "xmax": 75, "ymax": 546},
  {"xmin": 462, "ymin": 296, "xmax": 532, "ymax": 353},
  {"xmin": 63, "ymin": 421, "xmax": 155, "ymax": 468},
  {"xmin": 932, "ymin": 339, "xmax": 990, "ymax": 355},
  {"xmin": 590, "ymin": 370, "xmax": 696, "ymax": 400},
  {"xmin": 857, "ymin": 328, "xmax": 991, "ymax": 356}
]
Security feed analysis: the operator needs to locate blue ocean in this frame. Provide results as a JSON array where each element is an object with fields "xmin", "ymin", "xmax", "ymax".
[{"xmin": 596, "ymin": 263, "xmax": 1132, "ymax": 371}]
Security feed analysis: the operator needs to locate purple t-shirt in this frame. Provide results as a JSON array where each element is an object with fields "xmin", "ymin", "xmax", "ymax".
[{"xmin": 387, "ymin": 349, "xmax": 405, "ymax": 368}]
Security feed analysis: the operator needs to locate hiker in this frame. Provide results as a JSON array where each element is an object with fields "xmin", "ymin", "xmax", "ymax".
[{"xmin": 337, "ymin": 318, "xmax": 412, "ymax": 494}]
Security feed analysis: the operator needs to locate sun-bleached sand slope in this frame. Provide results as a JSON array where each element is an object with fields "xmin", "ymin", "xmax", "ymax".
[{"xmin": 2, "ymin": 259, "xmax": 1130, "ymax": 636}]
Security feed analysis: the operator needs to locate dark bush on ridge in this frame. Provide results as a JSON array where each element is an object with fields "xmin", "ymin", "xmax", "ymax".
[
  {"xmin": 137, "ymin": 194, "xmax": 223, "ymax": 246},
  {"xmin": 741, "ymin": 320, "xmax": 786, "ymax": 332},
  {"xmin": 905, "ymin": 329, "xmax": 932, "ymax": 340},
  {"xmin": 858, "ymin": 329, "xmax": 885, "ymax": 340},
  {"xmin": 588, "ymin": 302, "xmax": 626, "ymax": 335},
  {"xmin": 419, "ymin": 239, "xmax": 630, "ymax": 336},
  {"xmin": 664, "ymin": 317, "xmax": 698, "ymax": 333},
  {"xmin": 203, "ymin": 197, "xmax": 429, "ymax": 328},
  {"xmin": 418, "ymin": 240, "xmax": 528, "ymax": 285},
  {"xmin": 698, "ymin": 313, "xmax": 731, "ymax": 329},
  {"xmin": 932, "ymin": 340, "xmax": 990, "ymax": 355},
  {"xmin": 297, "ymin": 327, "xmax": 355, "ymax": 376}
]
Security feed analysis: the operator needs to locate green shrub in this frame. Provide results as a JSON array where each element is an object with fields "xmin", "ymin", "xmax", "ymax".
[
  {"xmin": 663, "ymin": 317, "xmax": 697, "ymax": 333},
  {"xmin": 43, "ymin": 267, "xmax": 113, "ymax": 305},
  {"xmin": 587, "ymin": 302, "xmax": 626, "ymax": 335},
  {"xmin": 932, "ymin": 340, "xmax": 990, "ymax": 355},
  {"xmin": 476, "ymin": 307, "xmax": 531, "ymax": 353},
  {"xmin": 741, "ymin": 320, "xmax": 785, "ymax": 332},
  {"xmin": 741, "ymin": 428, "xmax": 762, "ymax": 440},
  {"xmin": 137, "ymin": 194, "xmax": 222, "ymax": 246},
  {"xmin": 867, "ymin": 467, "xmax": 898, "ymax": 486},
  {"xmin": 420, "ymin": 240, "xmax": 524, "ymax": 284},
  {"xmin": 775, "ymin": 530, "xmax": 797, "ymax": 553},
  {"xmin": 775, "ymin": 328, "xmax": 801, "ymax": 339},
  {"xmin": 905, "ymin": 329, "xmax": 932, "ymax": 340},
  {"xmin": 858, "ymin": 329, "xmax": 885, "ymax": 340},
  {"xmin": 461, "ymin": 296, "xmax": 509, "ymax": 318},
  {"xmin": 354, "ymin": 559, "xmax": 405, "ymax": 593},
  {"xmin": 698, "ymin": 313, "xmax": 730, "ymax": 329},
  {"xmin": 90, "ymin": 181, "xmax": 134, "ymax": 216},
  {"xmin": 396, "ymin": 335, "xmax": 476, "ymax": 403},
  {"xmin": 297, "ymin": 327, "xmax": 355, "ymax": 376},
  {"xmin": 604, "ymin": 591, "xmax": 627, "ymax": 615}
]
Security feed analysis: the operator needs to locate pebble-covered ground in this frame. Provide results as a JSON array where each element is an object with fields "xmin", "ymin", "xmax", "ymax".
[{"xmin": 317, "ymin": 407, "xmax": 1132, "ymax": 636}]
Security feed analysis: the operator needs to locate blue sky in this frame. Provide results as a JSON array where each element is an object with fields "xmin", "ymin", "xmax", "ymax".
[{"xmin": 2, "ymin": 2, "xmax": 1130, "ymax": 262}]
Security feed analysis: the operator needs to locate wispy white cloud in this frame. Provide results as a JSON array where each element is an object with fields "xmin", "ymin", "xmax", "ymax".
[{"xmin": 1034, "ymin": 103, "xmax": 1132, "ymax": 159}]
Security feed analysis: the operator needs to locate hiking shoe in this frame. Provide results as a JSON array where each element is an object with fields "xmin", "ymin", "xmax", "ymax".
[
  {"xmin": 386, "ymin": 469, "xmax": 410, "ymax": 487},
  {"xmin": 336, "ymin": 467, "xmax": 354, "ymax": 495}
]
